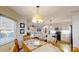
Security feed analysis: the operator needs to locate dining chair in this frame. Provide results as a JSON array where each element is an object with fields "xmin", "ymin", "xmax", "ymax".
[
  {"xmin": 14, "ymin": 39, "xmax": 19, "ymax": 50},
  {"xmin": 10, "ymin": 39, "xmax": 20, "ymax": 52},
  {"xmin": 10, "ymin": 42, "xmax": 19, "ymax": 52},
  {"xmin": 23, "ymin": 35, "xmax": 30, "ymax": 41},
  {"xmin": 73, "ymin": 47, "xmax": 79, "ymax": 52},
  {"xmin": 22, "ymin": 42, "xmax": 31, "ymax": 52}
]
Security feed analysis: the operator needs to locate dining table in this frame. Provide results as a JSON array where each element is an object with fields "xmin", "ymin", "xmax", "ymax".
[
  {"xmin": 23, "ymin": 38, "xmax": 47, "ymax": 50},
  {"xmin": 23, "ymin": 38, "xmax": 61, "ymax": 52}
]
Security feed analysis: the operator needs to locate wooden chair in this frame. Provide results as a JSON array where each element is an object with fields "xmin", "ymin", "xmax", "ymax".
[
  {"xmin": 10, "ymin": 39, "xmax": 19, "ymax": 52},
  {"xmin": 10, "ymin": 44, "xmax": 19, "ymax": 52},
  {"xmin": 22, "ymin": 42, "xmax": 31, "ymax": 52},
  {"xmin": 14, "ymin": 39, "xmax": 19, "ymax": 50},
  {"xmin": 73, "ymin": 47, "xmax": 79, "ymax": 52},
  {"xmin": 10, "ymin": 43, "xmax": 19, "ymax": 52},
  {"xmin": 33, "ymin": 37, "xmax": 39, "ymax": 39},
  {"xmin": 23, "ymin": 35, "xmax": 30, "ymax": 41}
]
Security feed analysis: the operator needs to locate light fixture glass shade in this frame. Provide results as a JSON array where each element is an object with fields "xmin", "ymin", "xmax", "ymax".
[
  {"xmin": 32, "ymin": 6, "xmax": 43, "ymax": 23},
  {"xmin": 32, "ymin": 14, "xmax": 43, "ymax": 23}
]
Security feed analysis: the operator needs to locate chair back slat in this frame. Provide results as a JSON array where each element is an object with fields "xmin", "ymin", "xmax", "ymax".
[
  {"xmin": 22, "ymin": 42, "xmax": 31, "ymax": 52},
  {"xmin": 23, "ymin": 35, "xmax": 30, "ymax": 41},
  {"xmin": 10, "ymin": 39, "xmax": 19, "ymax": 52}
]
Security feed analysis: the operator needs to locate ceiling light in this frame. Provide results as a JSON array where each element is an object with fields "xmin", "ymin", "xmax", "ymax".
[{"xmin": 32, "ymin": 6, "xmax": 43, "ymax": 23}]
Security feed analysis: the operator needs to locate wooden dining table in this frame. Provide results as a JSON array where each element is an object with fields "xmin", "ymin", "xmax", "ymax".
[
  {"xmin": 23, "ymin": 38, "xmax": 62, "ymax": 52},
  {"xmin": 23, "ymin": 39, "xmax": 47, "ymax": 51},
  {"xmin": 32, "ymin": 43, "xmax": 61, "ymax": 52}
]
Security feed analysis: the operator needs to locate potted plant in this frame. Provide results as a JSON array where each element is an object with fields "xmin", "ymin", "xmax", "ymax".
[{"xmin": 27, "ymin": 32, "xmax": 31, "ymax": 36}]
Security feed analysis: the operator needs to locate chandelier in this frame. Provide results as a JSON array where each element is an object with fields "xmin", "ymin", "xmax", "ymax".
[{"xmin": 32, "ymin": 6, "xmax": 43, "ymax": 23}]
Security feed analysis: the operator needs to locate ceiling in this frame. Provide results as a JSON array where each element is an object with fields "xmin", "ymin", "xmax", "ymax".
[{"xmin": 9, "ymin": 6, "xmax": 79, "ymax": 27}]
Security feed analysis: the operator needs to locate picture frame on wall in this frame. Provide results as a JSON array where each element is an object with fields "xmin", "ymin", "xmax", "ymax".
[
  {"xmin": 20, "ymin": 29, "xmax": 25, "ymax": 34},
  {"xmin": 20, "ymin": 23, "xmax": 25, "ymax": 28}
]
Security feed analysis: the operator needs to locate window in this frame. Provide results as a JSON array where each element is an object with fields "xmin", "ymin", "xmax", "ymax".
[{"xmin": 0, "ymin": 15, "xmax": 16, "ymax": 46}]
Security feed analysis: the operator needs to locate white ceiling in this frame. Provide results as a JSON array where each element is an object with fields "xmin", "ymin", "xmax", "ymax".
[{"xmin": 9, "ymin": 6, "xmax": 79, "ymax": 27}]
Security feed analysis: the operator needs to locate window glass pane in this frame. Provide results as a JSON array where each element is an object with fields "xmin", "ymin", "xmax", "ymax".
[{"xmin": 0, "ymin": 16, "xmax": 16, "ymax": 46}]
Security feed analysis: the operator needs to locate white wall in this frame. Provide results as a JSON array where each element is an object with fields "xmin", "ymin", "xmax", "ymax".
[
  {"xmin": 72, "ymin": 13, "xmax": 79, "ymax": 48},
  {"xmin": 16, "ymin": 17, "xmax": 27, "ymax": 41}
]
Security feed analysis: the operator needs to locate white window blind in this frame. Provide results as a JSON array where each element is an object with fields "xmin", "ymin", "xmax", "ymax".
[{"xmin": 0, "ymin": 15, "xmax": 16, "ymax": 46}]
